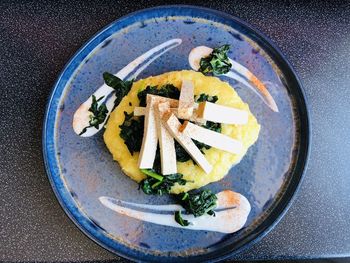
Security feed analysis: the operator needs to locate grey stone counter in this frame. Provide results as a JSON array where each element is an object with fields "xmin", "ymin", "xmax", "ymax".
[{"xmin": 1, "ymin": 0, "xmax": 350, "ymax": 261}]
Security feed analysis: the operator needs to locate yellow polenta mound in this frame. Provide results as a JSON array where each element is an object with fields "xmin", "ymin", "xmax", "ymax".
[{"xmin": 104, "ymin": 70, "xmax": 260, "ymax": 193}]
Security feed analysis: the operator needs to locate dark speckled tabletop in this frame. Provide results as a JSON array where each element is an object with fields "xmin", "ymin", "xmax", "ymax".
[{"xmin": 1, "ymin": 0, "xmax": 350, "ymax": 262}]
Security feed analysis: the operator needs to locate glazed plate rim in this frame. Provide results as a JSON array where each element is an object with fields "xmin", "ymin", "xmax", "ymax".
[{"xmin": 42, "ymin": 5, "xmax": 311, "ymax": 262}]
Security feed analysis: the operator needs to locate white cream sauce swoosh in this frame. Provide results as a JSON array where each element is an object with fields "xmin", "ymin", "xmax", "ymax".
[
  {"xmin": 73, "ymin": 38, "xmax": 182, "ymax": 137},
  {"xmin": 188, "ymin": 45, "xmax": 279, "ymax": 112},
  {"xmin": 99, "ymin": 190, "xmax": 251, "ymax": 234}
]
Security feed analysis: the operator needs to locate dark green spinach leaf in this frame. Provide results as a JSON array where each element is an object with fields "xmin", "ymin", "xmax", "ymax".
[
  {"xmin": 177, "ymin": 189, "xmax": 218, "ymax": 217},
  {"xmin": 174, "ymin": 211, "xmax": 190, "ymax": 226},
  {"xmin": 119, "ymin": 112, "xmax": 144, "ymax": 155},
  {"xmin": 139, "ymin": 169, "xmax": 187, "ymax": 195},
  {"xmin": 195, "ymin": 93, "xmax": 218, "ymax": 103},
  {"xmin": 137, "ymin": 84, "xmax": 180, "ymax": 107},
  {"xmin": 79, "ymin": 95, "xmax": 108, "ymax": 135},
  {"xmin": 103, "ymin": 72, "xmax": 133, "ymax": 108},
  {"xmin": 199, "ymin": 44, "xmax": 232, "ymax": 76}
]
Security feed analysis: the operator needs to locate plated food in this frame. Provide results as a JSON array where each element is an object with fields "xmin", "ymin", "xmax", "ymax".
[
  {"xmin": 44, "ymin": 6, "xmax": 308, "ymax": 261},
  {"xmin": 73, "ymin": 43, "xmax": 270, "ymax": 231},
  {"xmin": 104, "ymin": 70, "xmax": 260, "ymax": 193}
]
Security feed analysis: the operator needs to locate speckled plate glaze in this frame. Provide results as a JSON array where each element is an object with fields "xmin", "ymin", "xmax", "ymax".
[{"xmin": 43, "ymin": 5, "xmax": 309, "ymax": 262}]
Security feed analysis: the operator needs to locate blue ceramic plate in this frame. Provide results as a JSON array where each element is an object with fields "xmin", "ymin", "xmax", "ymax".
[{"xmin": 43, "ymin": 5, "xmax": 309, "ymax": 262}]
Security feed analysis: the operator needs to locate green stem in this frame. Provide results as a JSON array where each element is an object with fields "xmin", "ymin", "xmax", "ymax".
[
  {"xmin": 140, "ymin": 169, "xmax": 164, "ymax": 181},
  {"xmin": 151, "ymin": 181, "xmax": 162, "ymax": 189},
  {"xmin": 181, "ymin": 192, "xmax": 189, "ymax": 200}
]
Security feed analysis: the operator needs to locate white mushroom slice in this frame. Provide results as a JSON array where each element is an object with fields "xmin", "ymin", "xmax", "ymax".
[
  {"xmin": 162, "ymin": 113, "xmax": 212, "ymax": 174},
  {"xmin": 134, "ymin": 106, "xmax": 206, "ymax": 125},
  {"xmin": 180, "ymin": 121, "xmax": 243, "ymax": 154},
  {"xmin": 138, "ymin": 95, "xmax": 158, "ymax": 169},
  {"xmin": 177, "ymin": 80, "xmax": 195, "ymax": 119},
  {"xmin": 154, "ymin": 102, "xmax": 177, "ymax": 175},
  {"xmin": 197, "ymin": 101, "xmax": 248, "ymax": 125}
]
